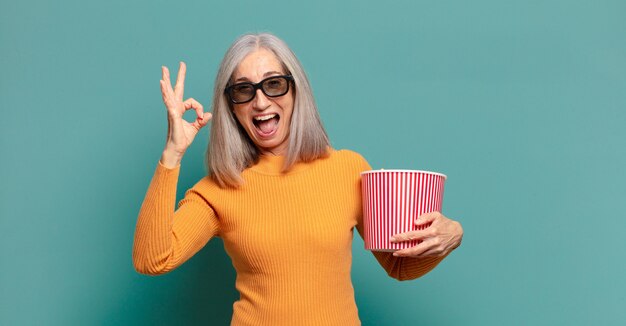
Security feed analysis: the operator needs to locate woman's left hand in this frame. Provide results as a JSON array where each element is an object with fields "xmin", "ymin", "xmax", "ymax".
[{"xmin": 389, "ymin": 211, "xmax": 463, "ymax": 258}]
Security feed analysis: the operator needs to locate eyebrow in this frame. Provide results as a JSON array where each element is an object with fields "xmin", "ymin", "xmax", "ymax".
[{"xmin": 234, "ymin": 71, "xmax": 284, "ymax": 83}]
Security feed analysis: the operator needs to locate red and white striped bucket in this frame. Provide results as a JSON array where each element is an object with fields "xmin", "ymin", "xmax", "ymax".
[{"xmin": 360, "ymin": 170, "xmax": 447, "ymax": 251}]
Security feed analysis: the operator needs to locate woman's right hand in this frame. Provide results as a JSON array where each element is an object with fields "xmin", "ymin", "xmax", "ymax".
[{"xmin": 159, "ymin": 62, "xmax": 212, "ymax": 161}]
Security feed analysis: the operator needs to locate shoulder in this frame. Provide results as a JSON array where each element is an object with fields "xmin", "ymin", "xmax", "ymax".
[
  {"xmin": 332, "ymin": 148, "xmax": 365, "ymax": 162},
  {"xmin": 182, "ymin": 173, "xmax": 228, "ymax": 202},
  {"xmin": 329, "ymin": 148, "xmax": 372, "ymax": 172}
]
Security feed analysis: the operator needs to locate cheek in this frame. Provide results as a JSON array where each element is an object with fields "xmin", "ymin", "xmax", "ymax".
[
  {"xmin": 280, "ymin": 90, "xmax": 295, "ymax": 117},
  {"xmin": 280, "ymin": 99, "xmax": 294, "ymax": 120},
  {"xmin": 233, "ymin": 108, "xmax": 249, "ymax": 126}
]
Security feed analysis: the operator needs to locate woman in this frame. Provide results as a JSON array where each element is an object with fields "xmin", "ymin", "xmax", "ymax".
[{"xmin": 133, "ymin": 33, "xmax": 463, "ymax": 325}]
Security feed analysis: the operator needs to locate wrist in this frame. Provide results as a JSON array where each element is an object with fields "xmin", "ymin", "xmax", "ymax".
[{"xmin": 160, "ymin": 148, "xmax": 184, "ymax": 168}]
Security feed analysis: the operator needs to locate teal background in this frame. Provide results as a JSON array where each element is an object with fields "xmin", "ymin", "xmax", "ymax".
[{"xmin": 1, "ymin": 0, "xmax": 625, "ymax": 325}]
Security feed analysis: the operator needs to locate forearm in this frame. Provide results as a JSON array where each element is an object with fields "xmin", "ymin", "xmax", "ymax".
[
  {"xmin": 132, "ymin": 160, "xmax": 180, "ymax": 275},
  {"xmin": 357, "ymin": 222, "xmax": 449, "ymax": 281},
  {"xmin": 132, "ymin": 157, "xmax": 220, "ymax": 276},
  {"xmin": 371, "ymin": 251, "xmax": 449, "ymax": 281}
]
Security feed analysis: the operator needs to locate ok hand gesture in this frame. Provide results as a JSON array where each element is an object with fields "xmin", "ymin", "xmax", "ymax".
[{"xmin": 160, "ymin": 62, "xmax": 212, "ymax": 157}]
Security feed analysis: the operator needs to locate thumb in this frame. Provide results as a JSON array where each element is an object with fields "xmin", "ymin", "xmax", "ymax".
[{"xmin": 194, "ymin": 112, "xmax": 213, "ymax": 129}]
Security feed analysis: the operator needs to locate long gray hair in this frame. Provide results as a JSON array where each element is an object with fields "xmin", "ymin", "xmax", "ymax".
[{"xmin": 206, "ymin": 33, "xmax": 330, "ymax": 188}]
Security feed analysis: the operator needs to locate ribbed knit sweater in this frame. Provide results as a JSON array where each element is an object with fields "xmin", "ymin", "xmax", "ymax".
[{"xmin": 132, "ymin": 148, "xmax": 447, "ymax": 325}]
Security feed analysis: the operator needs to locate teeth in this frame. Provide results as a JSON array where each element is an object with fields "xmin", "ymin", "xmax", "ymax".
[{"xmin": 253, "ymin": 113, "xmax": 277, "ymax": 121}]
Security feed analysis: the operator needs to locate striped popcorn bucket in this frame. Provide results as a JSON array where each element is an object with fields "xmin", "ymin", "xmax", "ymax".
[{"xmin": 360, "ymin": 170, "xmax": 447, "ymax": 251}]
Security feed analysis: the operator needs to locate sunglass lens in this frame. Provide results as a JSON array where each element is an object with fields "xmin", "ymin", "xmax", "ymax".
[
  {"xmin": 231, "ymin": 84, "xmax": 255, "ymax": 103},
  {"xmin": 263, "ymin": 77, "xmax": 289, "ymax": 96}
]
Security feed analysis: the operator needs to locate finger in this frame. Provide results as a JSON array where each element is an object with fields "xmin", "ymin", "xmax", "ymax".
[
  {"xmin": 415, "ymin": 211, "xmax": 440, "ymax": 229},
  {"xmin": 159, "ymin": 80, "xmax": 167, "ymax": 102},
  {"xmin": 162, "ymin": 66, "xmax": 174, "ymax": 95},
  {"xmin": 191, "ymin": 112, "xmax": 213, "ymax": 130},
  {"xmin": 174, "ymin": 61, "xmax": 186, "ymax": 100},
  {"xmin": 199, "ymin": 112, "xmax": 213, "ymax": 124},
  {"xmin": 183, "ymin": 98, "xmax": 204, "ymax": 118},
  {"xmin": 393, "ymin": 237, "xmax": 439, "ymax": 257},
  {"xmin": 389, "ymin": 228, "xmax": 436, "ymax": 243},
  {"xmin": 160, "ymin": 79, "xmax": 176, "ymax": 110}
]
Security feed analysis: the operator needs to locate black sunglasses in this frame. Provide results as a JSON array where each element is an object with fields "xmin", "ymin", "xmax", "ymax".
[{"xmin": 225, "ymin": 75, "xmax": 294, "ymax": 104}]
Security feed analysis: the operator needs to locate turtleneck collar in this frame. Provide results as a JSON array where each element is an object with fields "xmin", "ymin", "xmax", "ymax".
[{"xmin": 249, "ymin": 148, "xmax": 335, "ymax": 176}]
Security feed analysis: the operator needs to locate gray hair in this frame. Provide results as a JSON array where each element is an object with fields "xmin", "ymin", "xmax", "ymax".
[{"xmin": 206, "ymin": 33, "xmax": 330, "ymax": 188}]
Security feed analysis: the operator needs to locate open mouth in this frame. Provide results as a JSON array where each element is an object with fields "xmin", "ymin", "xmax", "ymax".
[{"xmin": 252, "ymin": 113, "xmax": 280, "ymax": 136}]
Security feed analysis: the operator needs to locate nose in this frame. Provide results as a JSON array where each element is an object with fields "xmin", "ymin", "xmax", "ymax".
[{"xmin": 252, "ymin": 88, "xmax": 271, "ymax": 110}]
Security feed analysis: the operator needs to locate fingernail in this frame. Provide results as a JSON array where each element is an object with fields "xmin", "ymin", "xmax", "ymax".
[
  {"xmin": 389, "ymin": 237, "xmax": 396, "ymax": 242},
  {"xmin": 393, "ymin": 252, "xmax": 399, "ymax": 256}
]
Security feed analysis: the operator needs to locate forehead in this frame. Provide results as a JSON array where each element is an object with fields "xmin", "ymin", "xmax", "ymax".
[{"xmin": 233, "ymin": 48, "xmax": 285, "ymax": 82}]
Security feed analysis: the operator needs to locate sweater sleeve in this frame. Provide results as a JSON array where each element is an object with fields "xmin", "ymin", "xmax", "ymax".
[
  {"xmin": 355, "ymin": 223, "xmax": 449, "ymax": 281},
  {"xmin": 352, "ymin": 152, "xmax": 448, "ymax": 281},
  {"xmin": 132, "ymin": 160, "xmax": 220, "ymax": 276}
]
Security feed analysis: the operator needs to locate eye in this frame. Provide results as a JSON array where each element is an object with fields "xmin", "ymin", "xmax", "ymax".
[
  {"xmin": 232, "ymin": 84, "xmax": 254, "ymax": 95},
  {"xmin": 265, "ymin": 78, "xmax": 286, "ymax": 90}
]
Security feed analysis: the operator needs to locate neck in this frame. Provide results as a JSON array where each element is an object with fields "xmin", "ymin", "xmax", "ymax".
[
  {"xmin": 250, "ymin": 147, "xmax": 335, "ymax": 175},
  {"xmin": 258, "ymin": 143, "xmax": 288, "ymax": 157}
]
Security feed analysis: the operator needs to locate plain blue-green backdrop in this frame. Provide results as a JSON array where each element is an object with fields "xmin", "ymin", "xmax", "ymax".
[{"xmin": 1, "ymin": 0, "xmax": 625, "ymax": 325}]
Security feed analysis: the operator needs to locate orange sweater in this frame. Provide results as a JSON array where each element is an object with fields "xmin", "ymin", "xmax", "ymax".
[{"xmin": 132, "ymin": 149, "xmax": 447, "ymax": 325}]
